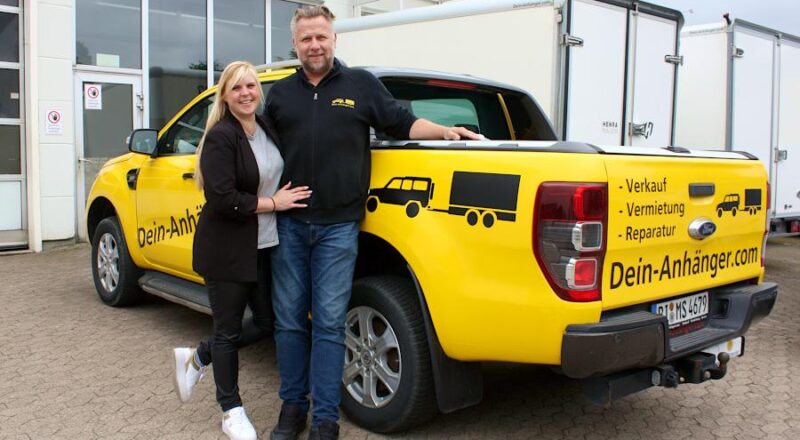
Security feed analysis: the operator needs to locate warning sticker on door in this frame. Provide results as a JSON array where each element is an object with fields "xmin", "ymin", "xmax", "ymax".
[{"xmin": 84, "ymin": 84, "xmax": 102, "ymax": 110}]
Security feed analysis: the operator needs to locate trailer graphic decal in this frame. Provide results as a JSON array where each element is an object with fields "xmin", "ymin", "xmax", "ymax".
[
  {"xmin": 366, "ymin": 172, "xmax": 521, "ymax": 228},
  {"xmin": 716, "ymin": 189, "xmax": 762, "ymax": 217}
]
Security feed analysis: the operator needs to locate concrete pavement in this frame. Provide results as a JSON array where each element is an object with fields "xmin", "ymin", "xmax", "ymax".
[{"xmin": 1, "ymin": 239, "xmax": 798, "ymax": 439}]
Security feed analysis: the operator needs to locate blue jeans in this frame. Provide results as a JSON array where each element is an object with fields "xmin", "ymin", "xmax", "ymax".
[{"xmin": 271, "ymin": 216, "xmax": 359, "ymax": 425}]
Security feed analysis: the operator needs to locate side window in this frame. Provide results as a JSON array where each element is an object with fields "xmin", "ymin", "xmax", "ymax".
[
  {"xmin": 386, "ymin": 178, "xmax": 402, "ymax": 189},
  {"xmin": 412, "ymin": 180, "xmax": 428, "ymax": 191},
  {"xmin": 159, "ymin": 96, "xmax": 215, "ymax": 155},
  {"xmin": 410, "ymin": 99, "xmax": 480, "ymax": 133}
]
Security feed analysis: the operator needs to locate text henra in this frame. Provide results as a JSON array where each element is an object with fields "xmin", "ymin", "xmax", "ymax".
[{"xmin": 626, "ymin": 177, "xmax": 667, "ymax": 193}]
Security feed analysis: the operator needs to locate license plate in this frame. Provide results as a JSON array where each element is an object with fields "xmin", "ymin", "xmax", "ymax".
[{"xmin": 651, "ymin": 291, "xmax": 709, "ymax": 329}]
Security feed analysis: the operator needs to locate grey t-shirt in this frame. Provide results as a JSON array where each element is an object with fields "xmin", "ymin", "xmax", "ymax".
[{"xmin": 248, "ymin": 125, "xmax": 282, "ymax": 249}]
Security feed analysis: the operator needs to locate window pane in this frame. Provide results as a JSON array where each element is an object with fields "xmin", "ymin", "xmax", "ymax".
[
  {"xmin": 214, "ymin": 0, "xmax": 265, "ymax": 73},
  {"xmin": 271, "ymin": 0, "xmax": 302, "ymax": 62},
  {"xmin": 0, "ymin": 125, "xmax": 21, "ymax": 174},
  {"xmin": 411, "ymin": 99, "xmax": 480, "ymax": 131},
  {"xmin": 75, "ymin": 0, "xmax": 141, "ymax": 68},
  {"xmin": 160, "ymin": 97, "xmax": 214, "ymax": 155},
  {"xmin": 0, "ymin": 1, "xmax": 19, "ymax": 6},
  {"xmin": 0, "ymin": 12, "xmax": 19, "ymax": 63},
  {"xmin": 83, "ymin": 83, "xmax": 133, "ymax": 158},
  {"xmin": 149, "ymin": 0, "xmax": 206, "ymax": 129},
  {"xmin": 0, "ymin": 69, "xmax": 19, "ymax": 118}
]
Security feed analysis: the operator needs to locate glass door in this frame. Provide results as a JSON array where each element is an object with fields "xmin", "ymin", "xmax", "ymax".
[
  {"xmin": 0, "ymin": 1, "xmax": 25, "ymax": 250},
  {"xmin": 75, "ymin": 72, "xmax": 143, "ymax": 240}
]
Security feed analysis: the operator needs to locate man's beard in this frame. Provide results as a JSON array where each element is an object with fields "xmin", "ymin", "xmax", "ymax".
[{"xmin": 303, "ymin": 55, "xmax": 333, "ymax": 76}]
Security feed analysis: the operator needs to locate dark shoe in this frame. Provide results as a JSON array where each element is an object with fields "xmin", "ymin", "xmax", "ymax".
[
  {"xmin": 307, "ymin": 420, "xmax": 339, "ymax": 440},
  {"xmin": 270, "ymin": 403, "xmax": 308, "ymax": 440}
]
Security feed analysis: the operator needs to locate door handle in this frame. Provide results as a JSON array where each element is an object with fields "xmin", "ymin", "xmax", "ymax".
[
  {"xmin": 182, "ymin": 172, "xmax": 194, "ymax": 180},
  {"xmin": 630, "ymin": 121, "xmax": 654, "ymax": 139}
]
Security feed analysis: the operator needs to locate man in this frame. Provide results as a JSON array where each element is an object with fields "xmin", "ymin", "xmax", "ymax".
[{"xmin": 266, "ymin": 5, "xmax": 480, "ymax": 440}]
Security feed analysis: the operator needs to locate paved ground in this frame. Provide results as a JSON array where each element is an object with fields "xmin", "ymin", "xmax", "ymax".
[{"xmin": 1, "ymin": 238, "xmax": 798, "ymax": 440}]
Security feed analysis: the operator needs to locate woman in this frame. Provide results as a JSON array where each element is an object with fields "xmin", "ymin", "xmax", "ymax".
[{"xmin": 172, "ymin": 61, "xmax": 310, "ymax": 440}]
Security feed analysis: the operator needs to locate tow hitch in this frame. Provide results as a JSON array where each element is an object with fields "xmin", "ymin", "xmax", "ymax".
[
  {"xmin": 651, "ymin": 352, "xmax": 731, "ymax": 387},
  {"xmin": 582, "ymin": 339, "xmax": 740, "ymax": 405}
]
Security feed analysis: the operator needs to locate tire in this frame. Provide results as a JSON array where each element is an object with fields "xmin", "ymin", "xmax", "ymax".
[
  {"xmin": 732, "ymin": 207, "xmax": 737, "ymax": 217},
  {"xmin": 91, "ymin": 217, "xmax": 143, "ymax": 307},
  {"xmin": 366, "ymin": 196, "xmax": 379, "ymax": 213},
  {"xmin": 466, "ymin": 210, "xmax": 479, "ymax": 226},
  {"xmin": 341, "ymin": 276, "xmax": 437, "ymax": 433},
  {"xmin": 717, "ymin": 208, "xmax": 723, "ymax": 218},
  {"xmin": 405, "ymin": 202, "xmax": 420, "ymax": 218},
  {"xmin": 482, "ymin": 211, "xmax": 496, "ymax": 228}
]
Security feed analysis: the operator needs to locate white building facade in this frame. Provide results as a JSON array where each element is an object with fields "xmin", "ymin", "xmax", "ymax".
[{"xmin": 1, "ymin": 0, "xmax": 440, "ymax": 252}]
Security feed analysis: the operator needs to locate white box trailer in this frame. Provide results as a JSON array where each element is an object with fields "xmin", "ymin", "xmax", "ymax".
[
  {"xmin": 335, "ymin": 0, "xmax": 684, "ymax": 147},
  {"xmin": 675, "ymin": 20, "xmax": 800, "ymax": 235}
]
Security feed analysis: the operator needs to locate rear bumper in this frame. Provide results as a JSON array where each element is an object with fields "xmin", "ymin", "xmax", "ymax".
[{"xmin": 560, "ymin": 282, "xmax": 777, "ymax": 379}]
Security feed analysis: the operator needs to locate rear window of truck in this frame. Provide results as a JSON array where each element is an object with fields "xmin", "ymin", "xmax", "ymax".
[{"xmin": 380, "ymin": 78, "xmax": 557, "ymax": 141}]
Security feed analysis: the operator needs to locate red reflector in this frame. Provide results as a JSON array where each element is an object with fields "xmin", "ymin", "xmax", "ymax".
[
  {"xmin": 573, "ymin": 259, "xmax": 597, "ymax": 287},
  {"xmin": 426, "ymin": 79, "xmax": 477, "ymax": 90},
  {"xmin": 568, "ymin": 288, "xmax": 601, "ymax": 302}
]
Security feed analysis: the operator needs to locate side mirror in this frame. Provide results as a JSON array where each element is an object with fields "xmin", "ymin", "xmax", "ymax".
[{"xmin": 128, "ymin": 129, "xmax": 158, "ymax": 155}]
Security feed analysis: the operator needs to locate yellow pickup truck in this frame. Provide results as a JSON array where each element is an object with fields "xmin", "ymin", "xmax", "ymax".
[{"xmin": 86, "ymin": 65, "xmax": 777, "ymax": 433}]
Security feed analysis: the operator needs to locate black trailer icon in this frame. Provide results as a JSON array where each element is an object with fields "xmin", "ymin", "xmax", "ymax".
[
  {"xmin": 446, "ymin": 171, "xmax": 520, "ymax": 228},
  {"xmin": 743, "ymin": 189, "xmax": 762, "ymax": 215},
  {"xmin": 366, "ymin": 177, "xmax": 434, "ymax": 218},
  {"xmin": 716, "ymin": 189, "xmax": 762, "ymax": 217},
  {"xmin": 366, "ymin": 172, "xmax": 520, "ymax": 228}
]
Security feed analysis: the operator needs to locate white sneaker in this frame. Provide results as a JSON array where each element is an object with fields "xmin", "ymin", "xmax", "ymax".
[
  {"xmin": 222, "ymin": 406, "xmax": 257, "ymax": 440},
  {"xmin": 173, "ymin": 347, "xmax": 207, "ymax": 403}
]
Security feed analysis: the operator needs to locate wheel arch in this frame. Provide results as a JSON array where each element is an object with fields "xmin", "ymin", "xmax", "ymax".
[
  {"xmin": 355, "ymin": 232, "xmax": 484, "ymax": 413},
  {"xmin": 87, "ymin": 197, "xmax": 117, "ymax": 240}
]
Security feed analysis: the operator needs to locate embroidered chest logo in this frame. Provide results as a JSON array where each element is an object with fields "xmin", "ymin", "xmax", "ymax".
[{"xmin": 331, "ymin": 98, "xmax": 356, "ymax": 109}]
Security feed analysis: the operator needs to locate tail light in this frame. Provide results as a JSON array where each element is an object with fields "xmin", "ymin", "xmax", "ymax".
[{"xmin": 533, "ymin": 183, "xmax": 608, "ymax": 302}]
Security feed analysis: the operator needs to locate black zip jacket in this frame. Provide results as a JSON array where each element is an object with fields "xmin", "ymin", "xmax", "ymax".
[{"xmin": 265, "ymin": 58, "xmax": 417, "ymax": 224}]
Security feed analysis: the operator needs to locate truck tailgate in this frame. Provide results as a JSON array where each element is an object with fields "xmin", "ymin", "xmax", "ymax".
[{"xmin": 602, "ymin": 154, "xmax": 767, "ymax": 310}]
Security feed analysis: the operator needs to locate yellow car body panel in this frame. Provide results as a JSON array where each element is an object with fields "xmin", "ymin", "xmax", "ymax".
[
  {"xmin": 134, "ymin": 154, "xmax": 204, "ymax": 283},
  {"xmin": 602, "ymin": 155, "xmax": 767, "ymax": 310},
  {"xmin": 86, "ymin": 153, "xmax": 149, "ymax": 267},
  {"xmin": 363, "ymin": 150, "xmax": 608, "ymax": 364}
]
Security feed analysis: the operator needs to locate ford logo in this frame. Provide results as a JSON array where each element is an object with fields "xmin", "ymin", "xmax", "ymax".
[{"xmin": 688, "ymin": 218, "xmax": 717, "ymax": 240}]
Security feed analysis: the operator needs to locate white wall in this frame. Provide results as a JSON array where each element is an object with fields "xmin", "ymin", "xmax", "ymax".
[{"xmin": 35, "ymin": 0, "xmax": 76, "ymax": 240}]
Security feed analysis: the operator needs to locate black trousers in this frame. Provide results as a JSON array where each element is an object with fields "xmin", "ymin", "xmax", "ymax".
[{"xmin": 197, "ymin": 247, "xmax": 274, "ymax": 411}]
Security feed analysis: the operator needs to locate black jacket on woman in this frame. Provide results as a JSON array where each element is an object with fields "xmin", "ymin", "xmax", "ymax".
[{"xmin": 192, "ymin": 112, "xmax": 280, "ymax": 282}]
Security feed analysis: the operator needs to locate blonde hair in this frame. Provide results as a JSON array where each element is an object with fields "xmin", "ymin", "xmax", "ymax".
[
  {"xmin": 195, "ymin": 61, "xmax": 263, "ymax": 189},
  {"xmin": 290, "ymin": 5, "xmax": 336, "ymax": 35}
]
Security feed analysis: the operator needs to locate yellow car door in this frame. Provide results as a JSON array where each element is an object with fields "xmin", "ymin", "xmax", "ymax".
[{"xmin": 135, "ymin": 96, "xmax": 213, "ymax": 282}]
